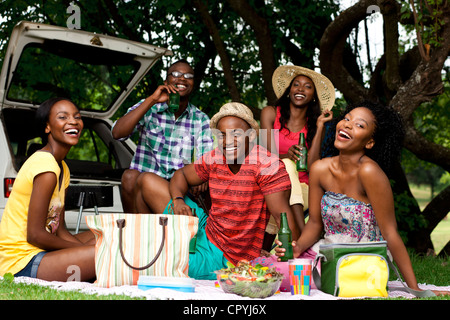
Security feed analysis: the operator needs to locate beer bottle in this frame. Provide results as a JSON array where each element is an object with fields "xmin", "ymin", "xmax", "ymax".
[
  {"xmin": 296, "ymin": 132, "xmax": 307, "ymax": 172},
  {"xmin": 189, "ymin": 208, "xmax": 197, "ymax": 254},
  {"xmin": 168, "ymin": 85, "xmax": 180, "ymax": 112},
  {"xmin": 278, "ymin": 212, "xmax": 293, "ymax": 261}
]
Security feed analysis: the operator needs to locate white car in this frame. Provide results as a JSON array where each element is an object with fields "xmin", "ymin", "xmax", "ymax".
[{"xmin": 0, "ymin": 21, "xmax": 171, "ymax": 231}]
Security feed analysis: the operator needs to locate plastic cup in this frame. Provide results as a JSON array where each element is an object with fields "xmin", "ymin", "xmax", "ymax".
[{"xmin": 288, "ymin": 259, "xmax": 312, "ymax": 295}]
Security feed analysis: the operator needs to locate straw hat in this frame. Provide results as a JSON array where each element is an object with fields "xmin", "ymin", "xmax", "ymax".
[
  {"xmin": 210, "ymin": 102, "xmax": 260, "ymax": 135},
  {"xmin": 272, "ymin": 65, "xmax": 335, "ymax": 111}
]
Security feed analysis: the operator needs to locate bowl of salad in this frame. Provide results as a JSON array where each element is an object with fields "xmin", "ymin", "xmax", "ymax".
[{"xmin": 214, "ymin": 260, "xmax": 284, "ymax": 298}]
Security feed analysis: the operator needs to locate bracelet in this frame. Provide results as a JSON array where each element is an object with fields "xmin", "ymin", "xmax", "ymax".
[{"xmin": 173, "ymin": 196, "xmax": 185, "ymax": 202}]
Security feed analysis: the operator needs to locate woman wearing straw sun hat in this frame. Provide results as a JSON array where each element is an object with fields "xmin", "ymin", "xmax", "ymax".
[{"xmin": 260, "ymin": 65, "xmax": 335, "ymax": 251}]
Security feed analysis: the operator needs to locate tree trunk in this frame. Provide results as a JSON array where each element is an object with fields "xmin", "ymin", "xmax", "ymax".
[
  {"xmin": 193, "ymin": 0, "xmax": 241, "ymax": 102},
  {"xmin": 415, "ymin": 185, "xmax": 450, "ymax": 254},
  {"xmin": 438, "ymin": 241, "xmax": 450, "ymax": 258},
  {"xmin": 227, "ymin": 0, "xmax": 277, "ymax": 105},
  {"xmin": 318, "ymin": 0, "xmax": 450, "ymax": 253},
  {"xmin": 319, "ymin": 0, "xmax": 377, "ymax": 102}
]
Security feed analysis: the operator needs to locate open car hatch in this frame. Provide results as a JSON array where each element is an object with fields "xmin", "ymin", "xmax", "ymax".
[{"xmin": 0, "ymin": 21, "xmax": 172, "ymax": 119}]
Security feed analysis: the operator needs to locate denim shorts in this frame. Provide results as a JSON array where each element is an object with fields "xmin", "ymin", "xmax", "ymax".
[{"xmin": 14, "ymin": 251, "xmax": 47, "ymax": 278}]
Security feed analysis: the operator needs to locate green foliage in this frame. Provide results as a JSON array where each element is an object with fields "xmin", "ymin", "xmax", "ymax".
[
  {"xmin": 399, "ymin": 0, "xmax": 447, "ymax": 48},
  {"xmin": 403, "ymin": 149, "xmax": 447, "ymax": 196},
  {"xmin": 0, "ymin": 0, "xmax": 339, "ymax": 121},
  {"xmin": 67, "ymin": 128, "xmax": 116, "ymax": 166},
  {"xmin": 412, "ymin": 79, "xmax": 450, "ymax": 148},
  {"xmin": 2, "ymin": 272, "xmax": 14, "ymax": 284},
  {"xmin": 393, "ymin": 187, "xmax": 428, "ymax": 243},
  {"xmin": 7, "ymin": 44, "xmax": 135, "ymax": 111},
  {"xmin": 402, "ymin": 79, "xmax": 450, "ymax": 194}
]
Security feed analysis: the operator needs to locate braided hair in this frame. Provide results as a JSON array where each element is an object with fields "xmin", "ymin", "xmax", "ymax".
[{"xmin": 322, "ymin": 100, "xmax": 405, "ymax": 176}]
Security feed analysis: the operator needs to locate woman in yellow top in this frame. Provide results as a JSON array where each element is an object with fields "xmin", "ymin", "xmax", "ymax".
[{"xmin": 0, "ymin": 97, "xmax": 95, "ymax": 281}]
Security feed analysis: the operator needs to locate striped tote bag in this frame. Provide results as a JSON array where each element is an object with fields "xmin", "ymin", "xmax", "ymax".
[{"xmin": 86, "ymin": 213, "xmax": 198, "ymax": 287}]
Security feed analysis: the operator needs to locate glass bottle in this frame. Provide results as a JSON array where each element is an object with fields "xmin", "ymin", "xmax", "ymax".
[
  {"xmin": 278, "ymin": 212, "xmax": 293, "ymax": 261},
  {"xmin": 168, "ymin": 85, "xmax": 180, "ymax": 112},
  {"xmin": 189, "ymin": 208, "xmax": 197, "ymax": 254},
  {"xmin": 296, "ymin": 132, "xmax": 307, "ymax": 172}
]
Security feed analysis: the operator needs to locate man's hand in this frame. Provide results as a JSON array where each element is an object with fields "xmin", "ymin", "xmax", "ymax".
[
  {"xmin": 172, "ymin": 198, "xmax": 193, "ymax": 216},
  {"xmin": 189, "ymin": 181, "xmax": 208, "ymax": 197},
  {"xmin": 149, "ymin": 84, "xmax": 178, "ymax": 105}
]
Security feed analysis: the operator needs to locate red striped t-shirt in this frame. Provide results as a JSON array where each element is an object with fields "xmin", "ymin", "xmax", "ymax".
[{"xmin": 194, "ymin": 144, "xmax": 291, "ymax": 265}]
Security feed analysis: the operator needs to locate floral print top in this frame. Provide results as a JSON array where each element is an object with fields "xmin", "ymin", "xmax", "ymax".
[{"xmin": 312, "ymin": 191, "xmax": 384, "ymax": 253}]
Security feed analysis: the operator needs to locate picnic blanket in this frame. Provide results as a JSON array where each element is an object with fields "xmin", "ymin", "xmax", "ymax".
[{"xmin": 7, "ymin": 276, "xmax": 450, "ymax": 300}]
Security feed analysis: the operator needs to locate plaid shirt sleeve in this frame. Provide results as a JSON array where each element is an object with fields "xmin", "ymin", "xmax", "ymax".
[
  {"xmin": 111, "ymin": 99, "xmax": 145, "ymax": 141},
  {"xmin": 193, "ymin": 111, "xmax": 214, "ymax": 159}
]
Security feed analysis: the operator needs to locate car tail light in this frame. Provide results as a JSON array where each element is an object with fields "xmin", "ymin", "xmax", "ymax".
[{"xmin": 4, "ymin": 178, "xmax": 15, "ymax": 198}]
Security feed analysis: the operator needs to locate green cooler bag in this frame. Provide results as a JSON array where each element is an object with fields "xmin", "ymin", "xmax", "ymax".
[
  {"xmin": 313, "ymin": 241, "xmax": 389, "ymax": 297},
  {"xmin": 312, "ymin": 241, "xmax": 436, "ymax": 298}
]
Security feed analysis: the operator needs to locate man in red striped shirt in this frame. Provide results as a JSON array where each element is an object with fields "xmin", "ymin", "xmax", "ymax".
[{"xmin": 168, "ymin": 102, "xmax": 299, "ymax": 279}]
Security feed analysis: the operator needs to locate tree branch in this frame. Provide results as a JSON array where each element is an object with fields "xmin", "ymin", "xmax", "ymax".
[
  {"xmin": 380, "ymin": 0, "xmax": 403, "ymax": 92},
  {"xmin": 319, "ymin": 0, "xmax": 378, "ymax": 102},
  {"xmin": 422, "ymin": 185, "xmax": 450, "ymax": 232},
  {"xmin": 402, "ymin": 118, "xmax": 450, "ymax": 172},
  {"xmin": 226, "ymin": 0, "xmax": 277, "ymax": 105},
  {"xmin": 192, "ymin": 0, "xmax": 241, "ymax": 102},
  {"xmin": 101, "ymin": 0, "xmax": 141, "ymax": 41},
  {"xmin": 282, "ymin": 37, "xmax": 315, "ymax": 69},
  {"xmin": 408, "ymin": 0, "xmax": 430, "ymax": 61},
  {"xmin": 389, "ymin": 4, "xmax": 450, "ymax": 170},
  {"xmin": 320, "ymin": 0, "xmax": 450, "ymax": 171}
]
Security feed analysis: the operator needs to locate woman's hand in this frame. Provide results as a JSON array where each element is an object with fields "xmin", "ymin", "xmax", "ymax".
[
  {"xmin": 316, "ymin": 109, "xmax": 333, "ymax": 127},
  {"xmin": 431, "ymin": 290, "xmax": 450, "ymax": 296},
  {"xmin": 273, "ymin": 239, "xmax": 301, "ymax": 261},
  {"xmin": 286, "ymin": 144, "xmax": 305, "ymax": 162}
]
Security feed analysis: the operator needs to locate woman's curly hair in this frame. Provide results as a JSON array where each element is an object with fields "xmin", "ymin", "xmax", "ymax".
[{"xmin": 322, "ymin": 100, "xmax": 405, "ymax": 176}]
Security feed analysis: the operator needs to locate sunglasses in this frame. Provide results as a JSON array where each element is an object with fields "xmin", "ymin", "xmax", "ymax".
[{"xmin": 169, "ymin": 71, "xmax": 195, "ymax": 79}]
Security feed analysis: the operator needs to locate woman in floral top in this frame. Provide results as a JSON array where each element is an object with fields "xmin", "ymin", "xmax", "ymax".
[{"xmin": 275, "ymin": 100, "xmax": 446, "ymax": 296}]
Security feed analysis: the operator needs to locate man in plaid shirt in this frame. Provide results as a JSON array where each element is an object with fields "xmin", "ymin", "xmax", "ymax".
[{"xmin": 112, "ymin": 59, "xmax": 213, "ymax": 213}]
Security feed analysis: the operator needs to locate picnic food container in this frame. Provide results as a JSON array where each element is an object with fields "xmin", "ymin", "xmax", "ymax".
[{"xmin": 214, "ymin": 260, "xmax": 283, "ymax": 298}]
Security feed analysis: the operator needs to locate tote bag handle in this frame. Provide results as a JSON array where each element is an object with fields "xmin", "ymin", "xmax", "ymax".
[{"xmin": 116, "ymin": 216, "xmax": 168, "ymax": 271}]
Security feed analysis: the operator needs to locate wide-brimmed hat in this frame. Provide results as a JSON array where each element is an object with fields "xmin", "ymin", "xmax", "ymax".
[
  {"xmin": 210, "ymin": 102, "xmax": 260, "ymax": 135},
  {"xmin": 272, "ymin": 65, "xmax": 335, "ymax": 111}
]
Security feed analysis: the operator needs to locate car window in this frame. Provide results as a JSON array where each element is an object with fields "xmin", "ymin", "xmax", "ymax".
[
  {"xmin": 2, "ymin": 108, "xmax": 128, "ymax": 180},
  {"xmin": 6, "ymin": 40, "xmax": 140, "ymax": 113},
  {"xmin": 66, "ymin": 128, "xmax": 116, "ymax": 168}
]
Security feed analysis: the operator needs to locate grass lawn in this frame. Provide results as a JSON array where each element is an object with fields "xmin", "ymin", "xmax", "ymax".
[
  {"xmin": 431, "ymin": 217, "xmax": 449, "ymax": 255},
  {"xmin": 410, "ymin": 184, "xmax": 449, "ymax": 255},
  {"xmin": 1, "ymin": 244, "xmax": 449, "ymax": 301},
  {"xmin": 0, "ymin": 251, "xmax": 448, "ymax": 300},
  {"xmin": 0, "ymin": 279, "xmax": 143, "ymax": 300}
]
